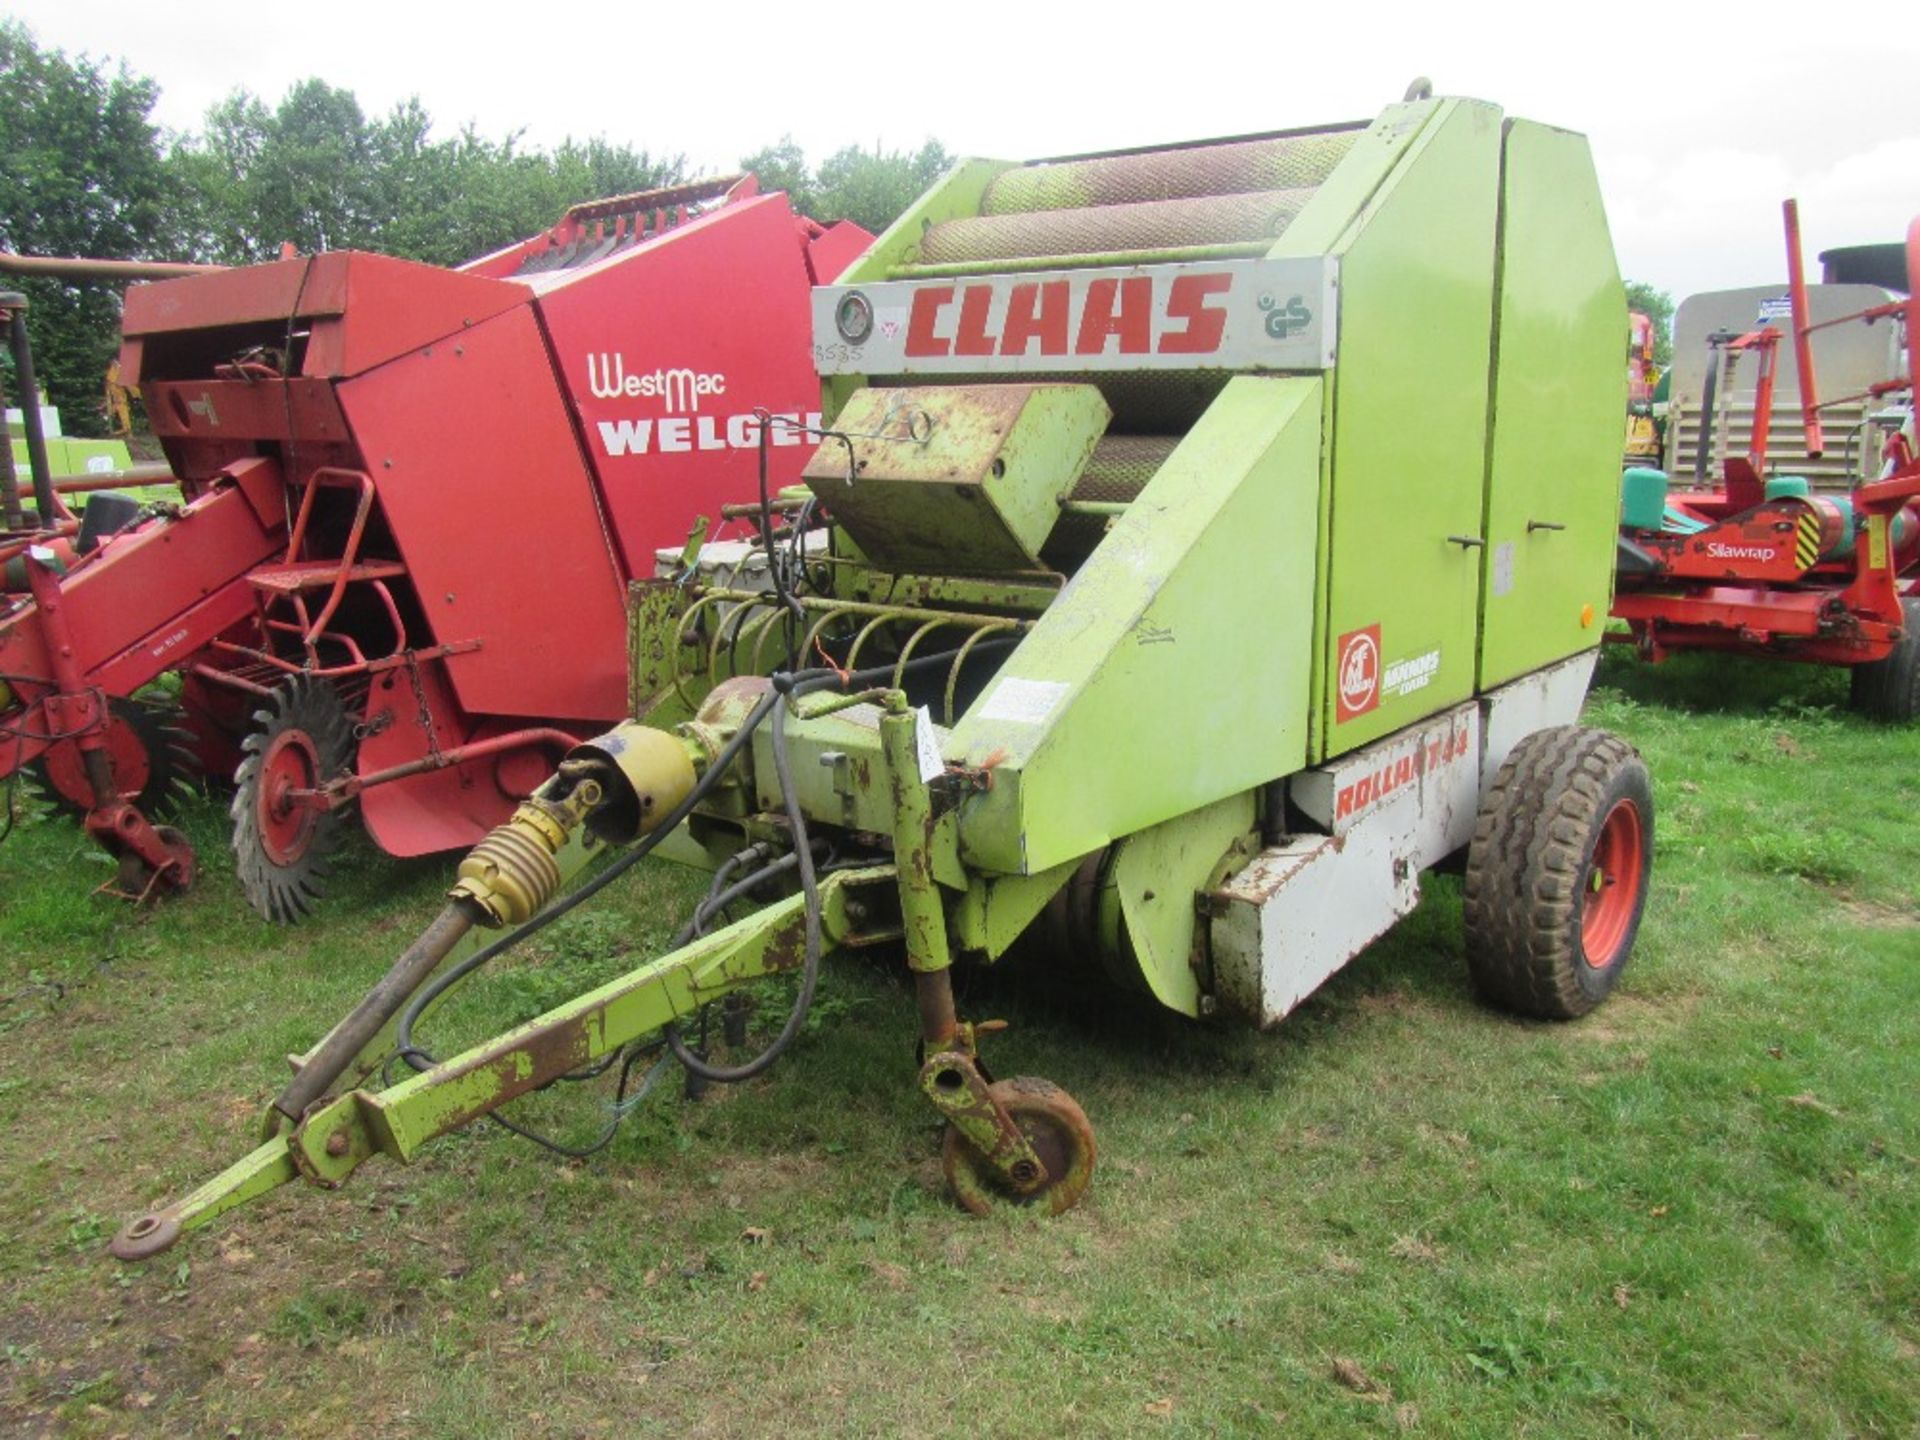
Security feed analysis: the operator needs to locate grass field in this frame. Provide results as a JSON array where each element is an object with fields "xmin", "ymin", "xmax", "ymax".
[{"xmin": 1, "ymin": 649, "xmax": 1915, "ymax": 1438}]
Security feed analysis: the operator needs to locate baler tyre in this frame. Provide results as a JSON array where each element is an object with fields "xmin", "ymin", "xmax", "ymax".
[
  {"xmin": 1847, "ymin": 598, "xmax": 1920, "ymax": 723},
  {"xmin": 942, "ymin": 1077, "xmax": 1096, "ymax": 1217},
  {"xmin": 1462, "ymin": 726, "xmax": 1653, "ymax": 1020}
]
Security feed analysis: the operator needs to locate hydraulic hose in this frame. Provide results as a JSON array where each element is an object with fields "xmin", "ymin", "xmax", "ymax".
[
  {"xmin": 391, "ymin": 686, "xmax": 784, "ymax": 1073},
  {"xmin": 388, "ymin": 635, "xmax": 1016, "ymax": 1131},
  {"xmin": 663, "ymin": 686, "xmax": 822, "ymax": 1082}
]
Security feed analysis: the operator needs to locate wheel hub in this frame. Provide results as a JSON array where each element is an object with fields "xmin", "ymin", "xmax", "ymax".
[{"xmin": 254, "ymin": 727, "xmax": 322, "ymax": 866}]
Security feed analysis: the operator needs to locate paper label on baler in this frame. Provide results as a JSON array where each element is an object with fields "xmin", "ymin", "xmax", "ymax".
[{"xmin": 813, "ymin": 257, "xmax": 1337, "ymax": 375}]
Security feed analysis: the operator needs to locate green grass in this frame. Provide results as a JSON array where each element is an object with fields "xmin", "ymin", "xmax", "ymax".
[{"xmin": 0, "ymin": 649, "xmax": 1915, "ymax": 1437}]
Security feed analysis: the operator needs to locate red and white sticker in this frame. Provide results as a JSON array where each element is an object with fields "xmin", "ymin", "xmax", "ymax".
[
  {"xmin": 1335, "ymin": 625, "xmax": 1381, "ymax": 724},
  {"xmin": 812, "ymin": 257, "xmax": 1337, "ymax": 375}
]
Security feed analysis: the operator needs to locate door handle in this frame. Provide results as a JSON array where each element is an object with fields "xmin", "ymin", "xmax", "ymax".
[
  {"xmin": 1527, "ymin": 519, "xmax": 1567, "ymax": 533},
  {"xmin": 1446, "ymin": 534, "xmax": 1486, "ymax": 549}
]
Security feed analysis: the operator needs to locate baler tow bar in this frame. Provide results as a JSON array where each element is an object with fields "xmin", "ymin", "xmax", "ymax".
[{"xmin": 114, "ymin": 663, "xmax": 1059, "ymax": 1260}]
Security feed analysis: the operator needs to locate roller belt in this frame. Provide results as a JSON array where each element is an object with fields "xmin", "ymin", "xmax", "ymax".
[
  {"xmin": 1072, "ymin": 435, "xmax": 1180, "ymax": 503},
  {"xmin": 896, "ymin": 373, "xmax": 1226, "ymax": 435},
  {"xmin": 981, "ymin": 130, "xmax": 1360, "ymax": 215},
  {"xmin": 918, "ymin": 187, "xmax": 1318, "ymax": 266}
]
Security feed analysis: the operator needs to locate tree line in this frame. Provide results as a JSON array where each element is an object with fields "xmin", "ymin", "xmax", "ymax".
[{"xmin": 0, "ymin": 21, "xmax": 947, "ymax": 436}]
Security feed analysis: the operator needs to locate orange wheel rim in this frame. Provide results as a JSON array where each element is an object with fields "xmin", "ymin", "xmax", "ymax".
[{"xmin": 1581, "ymin": 798, "xmax": 1644, "ymax": 968}]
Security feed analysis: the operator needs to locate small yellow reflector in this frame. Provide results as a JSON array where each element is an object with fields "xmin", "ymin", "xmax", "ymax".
[{"xmin": 1580, "ymin": 603, "xmax": 1595, "ymax": 629}]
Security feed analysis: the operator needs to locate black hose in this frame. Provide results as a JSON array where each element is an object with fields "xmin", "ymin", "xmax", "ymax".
[
  {"xmin": 663, "ymin": 689, "xmax": 821, "ymax": 1082},
  {"xmin": 389, "ymin": 635, "xmax": 1018, "ymax": 1143},
  {"xmin": 391, "ymin": 686, "xmax": 784, "ymax": 1070}
]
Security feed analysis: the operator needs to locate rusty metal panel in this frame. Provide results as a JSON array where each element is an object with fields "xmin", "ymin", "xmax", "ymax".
[
  {"xmin": 979, "ymin": 129, "xmax": 1363, "ymax": 214},
  {"xmin": 802, "ymin": 383, "xmax": 1110, "ymax": 573},
  {"xmin": 920, "ymin": 188, "xmax": 1317, "ymax": 265},
  {"xmin": 1212, "ymin": 704, "xmax": 1482, "ymax": 1027}
]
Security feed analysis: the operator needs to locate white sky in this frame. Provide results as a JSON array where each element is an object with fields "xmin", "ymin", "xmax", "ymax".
[{"xmin": 10, "ymin": 0, "xmax": 1918, "ymax": 302}]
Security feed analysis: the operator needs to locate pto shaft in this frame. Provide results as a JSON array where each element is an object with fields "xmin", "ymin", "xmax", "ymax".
[{"xmin": 273, "ymin": 903, "xmax": 476, "ymax": 1122}]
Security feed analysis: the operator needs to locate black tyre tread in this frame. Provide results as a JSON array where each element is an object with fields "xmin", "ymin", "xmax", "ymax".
[
  {"xmin": 1849, "ymin": 598, "xmax": 1920, "ymax": 723},
  {"xmin": 1462, "ymin": 726, "xmax": 1651, "ymax": 1021}
]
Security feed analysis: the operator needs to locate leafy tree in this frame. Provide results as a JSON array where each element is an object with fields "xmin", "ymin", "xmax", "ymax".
[
  {"xmin": 739, "ymin": 137, "xmax": 951, "ymax": 232},
  {"xmin": 1624, "ymin": 280, "xmax": 1675, "ymax": 367},
  {"xmin": 0, "ymin": 21, "xmax": 172, "ymax": 435},
  {"xmin": 178, "ymin": 85, "xmax": 687, "ymax": 268},
  {"xmin": 739, "ymin": 136, "xmax": 814, "ymax": 215}
]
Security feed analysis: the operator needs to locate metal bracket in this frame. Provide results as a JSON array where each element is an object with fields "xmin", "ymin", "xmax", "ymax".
[{"xmin": 918, "ymin": 1050, "xmax": 1048, "ymax": 1194}]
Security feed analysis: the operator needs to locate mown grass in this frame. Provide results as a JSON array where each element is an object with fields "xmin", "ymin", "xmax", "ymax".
[{"xmin": 0, "ymin": 649, "xmax": 1915, "ymax": 1438}]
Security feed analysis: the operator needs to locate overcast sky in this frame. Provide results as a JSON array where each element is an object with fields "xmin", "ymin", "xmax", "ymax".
[{"xmin": 10, "ymin": 1, "xmax": 1918, "ymax": 302}]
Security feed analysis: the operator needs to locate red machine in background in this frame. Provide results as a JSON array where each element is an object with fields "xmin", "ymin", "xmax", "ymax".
[
  {"xmin": 0, "ymin": 176, "xmax": 870, "ymax": 916},
  {"xmin": 1612, "ymin": 201, "xmax": 1920, "ymax": 719}
]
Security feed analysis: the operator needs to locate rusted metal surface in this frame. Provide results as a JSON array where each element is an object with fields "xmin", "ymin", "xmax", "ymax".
[
  {"xmin": 800, "ymin": 383, "xmax": 1111, "ymax": 574},
  {"xmin": 370, "ymin": 868, "xmax": 897, "ymax": 1155},
  {"xmin": 272, "ymin": 903, "xmax": 475, "ymax": 1122},
  {"xmin": 564, "ymin": 174, "xmax": 750, "ymax": 224},
  {"xmin": 941, "ymin": 1076, "xmax": 1096, "ymax": 1216},
  {"xmin": 879, "ymin": 698, "xmax": 950, "ymax": 975},
  {"xmin": 109, "ymin": 1138, "xmax": 296, "ymax": 1260},
  {"xmin": 47, "ymin": 463, "xmax": 178, "ymax": 494},
  {"xmin": 913, "ymin": 968, "xmax": 959, "ymax": 1050},
  {"xmin": 920, "ymin": 189, "xmax": 1318, "ymax": 266},
  {"xmin": 918, "ymin": 1050, "xmax": 1048, "ymax": 1193},
  {"xmin": 0, "ymin": 252, "xmax": 226, "ymax": 281}
]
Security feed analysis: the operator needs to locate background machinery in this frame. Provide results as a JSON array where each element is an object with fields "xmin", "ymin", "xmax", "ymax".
[
  {"xmin": 1612, "ymin": 202, "xmax": 1920, "ymax": 718},
  {"xmin": 1624, "ymin": 309, "xmax": 1663, "ymax": 464},
  {"xmin": 0, "ymin": 178, "xmax": 869, "ymax": 914},
  {"xmin": 113, "ymin": 87, "xmax": 1656, "ymax": 1257}
]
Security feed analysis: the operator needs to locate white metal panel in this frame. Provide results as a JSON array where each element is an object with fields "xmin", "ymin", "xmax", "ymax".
[
  {"xmin": 1478, "ymin": 650, "xmax": 1597, "ymax": 781},
  {"xmin": 1209, "ymin": 658, "xmax": 1595, "ymax": 1028},
  {"xmin": 811, "ymin": 258, "xmax": 1338, "ymax": 375}
]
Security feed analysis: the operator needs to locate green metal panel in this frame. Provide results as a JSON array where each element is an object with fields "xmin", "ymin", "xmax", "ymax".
[
  {"xmin": 822, "ymin": 159, "xmax": 1013, "ymax": 425},
  {"xmin": 1102, "ymin": 790, "xmax": 1257, "ymax": 1017},
  {"xmin": 1312, "ymin": 99, "xmax": 1502, "ymax": 759},
  {"xmin": 751, "ymin": 703, "xmax": 894, "ymax": 834},
  {"xmin": 948, "ymin": 376, "xmax": 1322, "ymax": 876},
  {"xmin": 1476, "ymin": 121, "xmax": 1624, "ymax": 687},
  {"xmin": 802, "ymin": 384, "xmax": 1110, "ymax": 573},
  {"xmin": 1264, "ymin": 102, "xmax": 1440, "ymax": 260}
]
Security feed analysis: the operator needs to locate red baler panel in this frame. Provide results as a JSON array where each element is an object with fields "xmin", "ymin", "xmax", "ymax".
[
  {"xmin": 806, "ymin": 220, "xmax": 875, "ymax": 285},
  {"xmin": 315, "ymin": 253, "xmax": 531, "ymax": 378},
  {"xmin": 334, "ymin": 304, "xmax": 628, "ymax": 722},
  {"xmin": 534, "ymin": 194, "xmax": 827, "ymax": 574}
]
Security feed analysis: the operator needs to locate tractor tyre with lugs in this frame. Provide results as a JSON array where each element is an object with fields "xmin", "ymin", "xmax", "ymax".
[
  {"xmin": 1463, "ymin": 726, "xmax": 1653, "ymax": 1020},
  {"xmin": 943, "ymin": 1077, "xmax": 1096, "ymax": 1217},
  {"xmin": 1848, "ymin": 598, "xmax": 1920, "ymax": 723}
]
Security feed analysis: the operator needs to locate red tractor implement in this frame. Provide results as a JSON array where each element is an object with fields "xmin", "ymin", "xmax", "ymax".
[
  {"xmin": 1612, "ymin": 201, "xmax": 1920, "ymax": 719},
  {"xmin": 0, "ymin": 176, "xmax": 870, "ymax": 914}
]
